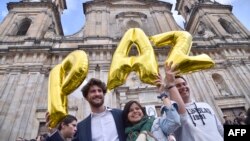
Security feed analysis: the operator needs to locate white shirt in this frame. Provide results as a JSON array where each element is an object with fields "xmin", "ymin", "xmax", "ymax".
[
  {"xmin": 91, "ymin": 107, "xmax": 119, "ymax": 141},
  {"xmin": 175, "ymin": 102, "xmax": 224, "ymax": 141}
]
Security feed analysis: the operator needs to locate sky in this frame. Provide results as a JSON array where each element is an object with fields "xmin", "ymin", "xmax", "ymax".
[{"xmin": 0, "ymin": 0, "xmax": 249, "ymax": 35}]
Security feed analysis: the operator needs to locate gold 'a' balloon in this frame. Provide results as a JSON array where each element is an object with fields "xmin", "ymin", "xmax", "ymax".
[
  {"xmin": 48, "ymin": 50, "xmax": 88, "ymax": 128},
  {"xmin": 107, "ymin": 28, "xmax": 159, "ymax": 90},
  {"xmin": 149, "ymin": 31, "xmax": 215, "ymax": 74}
]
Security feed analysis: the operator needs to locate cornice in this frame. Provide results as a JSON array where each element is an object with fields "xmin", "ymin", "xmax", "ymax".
[
  {"xmin": 192, "ymin": 43, "xmax": 250, "ymax": 51},
  {"xmin": 3, "ymin": 46, "xmax": 52, "ymax": 53},
  {"xmin": 83, "ymin": 0, "xmax": 172, "ymax": 14},
  {"xmin": 116, "ymin": 11, "xmax": 147, "ymax": 19},
  {"xmin": 0, "ymin": 64, "xmax": 51, "ymax": 74},
  {"xmin": 1, "ymin": 42, "xmax": 249, "ymax": 55},
  {"xmin": 214, "ymin": 95, "xmax": 245, "ymax": 100},
  {"xmin": 0, "ymin": 45, "xmax": 117, "ymax": 54},
  {"xmin": 78, "ymin": 44, "xmax": 116, "ymax": 50}
]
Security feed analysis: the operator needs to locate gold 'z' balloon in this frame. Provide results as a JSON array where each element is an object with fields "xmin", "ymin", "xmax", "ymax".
[
  {"xmin": 48, "ymin": 50, "xmax": 88, "ymax": 128},
  {"xmin": 149, "ymin": 31, "xmax": 215, "ymax": 74},
  {"xmin": 107, "ymin": 28, "xmax": 159, "ymax": 90}
]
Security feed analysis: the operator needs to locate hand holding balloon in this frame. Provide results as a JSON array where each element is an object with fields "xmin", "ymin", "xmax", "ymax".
[{"xmin": 150, "ymin": 31, "xmax": 215, "ymax": 74}]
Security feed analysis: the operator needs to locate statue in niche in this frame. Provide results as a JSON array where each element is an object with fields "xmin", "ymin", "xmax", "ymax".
[
  {"xmin": 215, "ymin": 83, "xmax": 230, "ymax": 96},
  {"xmin": 44, "ymin": 23, "xmax": 56, "ymax": 39},
  {"xmin": 197, "ymin": 22, "xmax": 215, "ymax": 38}
]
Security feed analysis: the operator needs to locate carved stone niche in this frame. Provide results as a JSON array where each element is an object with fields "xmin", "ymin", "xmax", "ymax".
[
  {"xmin": 196, "ymin": 21, "xmax": 215, "ymax": 38},
  {"xmin": 115, "ymin": 11, "xmax": 147, "ymax": 35},
  {"xmin": 212, "ymin": 73, "xmax": 231, "ymax": 96}
]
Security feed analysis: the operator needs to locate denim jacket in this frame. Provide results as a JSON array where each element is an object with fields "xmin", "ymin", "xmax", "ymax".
[{"xmin": 150, "ymin": 103, "xmax": 181, "ymax": 141}]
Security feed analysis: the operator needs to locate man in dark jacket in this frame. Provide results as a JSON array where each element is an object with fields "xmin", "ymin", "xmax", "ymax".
[{"xmin": 73, "ymin": 78, "xmax": 125, "ymax": 141}]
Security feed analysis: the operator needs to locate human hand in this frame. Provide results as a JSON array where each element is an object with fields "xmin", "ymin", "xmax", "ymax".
[
  {"xmin": 155, "ymin": 74, "xmax": 165, "ymax": 92},
  {"xmin": 165, "ymin": 61, "xmax": 179, "ymax": 87},
  {"xmin": 45, "ymin": 112, "xmax": 56, "ymax": 133}
]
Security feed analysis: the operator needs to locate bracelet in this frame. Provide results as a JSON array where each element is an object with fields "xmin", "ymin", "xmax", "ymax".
[{"xmin": 167, "ymin": 85, "xmax": 175, "ymax": 90}]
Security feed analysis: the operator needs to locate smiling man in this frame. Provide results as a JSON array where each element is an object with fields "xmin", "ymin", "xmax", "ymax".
[
  {"xmin": 73, "ymin": 78, "xmax": 125, "ymax": 141},
  {"xmin": 173, "ymin": 76, "xmax": 224, "ymax": 141}
]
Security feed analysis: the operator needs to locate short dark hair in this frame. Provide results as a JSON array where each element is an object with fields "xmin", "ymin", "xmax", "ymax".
[
  {"xmin": 58, "ymin": 115, "xmax": 77, "ymax": 130},
  {"xmin": 122, "ymin": 100, "xmax": 146, "ymax": 127},
  {"xmin": 175, "ymin": 75, "xmax": 187, "ymax": 82},
  {"xmin": 81, "ymin": 78, "xmax": 107, "ymax": 98}
]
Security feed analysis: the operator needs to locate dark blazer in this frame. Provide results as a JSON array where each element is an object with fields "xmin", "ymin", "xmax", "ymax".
[
  {"xmin": 73, "ymin": 108, "xmax": 125, "ymax": 141},
  {"xmin": 46, "ymin": 130, "xmax": 64, "ymax": 141}
]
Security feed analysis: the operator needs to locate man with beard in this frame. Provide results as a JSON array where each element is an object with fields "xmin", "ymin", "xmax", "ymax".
[
  {"xmin": 73, "ymin": 78, "xmax": 125, "ymax": 141},
  {"xmin": 172, "ymin": 76, "xmax": 224, "ymax": 141}
]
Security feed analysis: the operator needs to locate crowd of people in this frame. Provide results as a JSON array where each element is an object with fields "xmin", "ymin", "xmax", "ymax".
[
  {"xmin": 16, "ymin": 62, "xmax": 250, "ymax": 141},
  {"xmin": 16, "ymin": 133, "xmax": 48, "ymax": 141},
  {"xmin": 223, "ymin": 109, "xmax": 250, "ymax": 125}
]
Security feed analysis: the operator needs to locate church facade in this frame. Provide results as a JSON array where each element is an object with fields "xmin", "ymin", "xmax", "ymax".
[{"xmin": 0, "ymin": 0, "xmax": 249, "ymax": 140}]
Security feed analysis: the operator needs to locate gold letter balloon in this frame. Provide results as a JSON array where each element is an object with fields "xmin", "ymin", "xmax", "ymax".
[
  {"xmin": 107, "ymin": 28, "xmax": 159, "ymax": 90},
  {"xmin": 48, "ymin": 50, "xmax": 88, "ymax": 128},
  {"xmin": 150, "ymin": 31, "xmax": 215, "ymax": 74}
]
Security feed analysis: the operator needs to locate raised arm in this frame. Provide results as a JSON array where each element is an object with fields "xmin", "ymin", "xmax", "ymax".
[
  {"xmin": 154, "ymin": 72, "xmax": 181, "ymax": 136},
  {"xmin": 164, "ymin": 62, "xmax": 186, "ymax": 115}
]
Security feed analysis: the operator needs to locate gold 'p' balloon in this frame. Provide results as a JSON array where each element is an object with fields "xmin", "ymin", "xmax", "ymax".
[
  {"xmin": 48, "ymin": 50, "xmax": 88, "ymax": 128},
  {"xmin": 107, "ymin": 28, "xmax": 159, "ymax": 90},
  {"xmin": 149, "ymin": 31, "xmax": 215, "ymax": 74}
]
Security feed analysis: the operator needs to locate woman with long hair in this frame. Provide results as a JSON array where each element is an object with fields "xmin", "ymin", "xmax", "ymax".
[{"xmin": 122, "ymin": 62, "xmax": 186, "ymax": 141}]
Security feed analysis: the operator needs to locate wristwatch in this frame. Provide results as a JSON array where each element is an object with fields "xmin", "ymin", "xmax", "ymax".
[{"xmin": 157, "ymin": 92, "xmax": 169, "ymax": 100}]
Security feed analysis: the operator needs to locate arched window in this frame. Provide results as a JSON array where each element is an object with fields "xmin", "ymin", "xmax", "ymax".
[
  {"xmin": 218, "ymin": 18, "xmax": 237, "ymax": 34},
  {"xmin": 212, "ymin": 73, "xmax": 231, "ymax": 96},
  {"xmin": 16, "ymin": 18, "xmax": 31, "ymax": 36}
]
